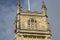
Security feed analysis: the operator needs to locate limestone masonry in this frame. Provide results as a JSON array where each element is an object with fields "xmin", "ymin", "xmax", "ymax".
[{"xmin": 14, "ymin": 0, "xmax": 52, "ymax": 40}]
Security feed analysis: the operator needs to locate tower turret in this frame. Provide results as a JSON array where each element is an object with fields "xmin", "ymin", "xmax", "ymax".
[
  {"xmin": 41, "ymin": 0, "xmax": 47, "ymax": 17},
  {"xmin": 14, "ymin": 0, "xmax": 21, "ymax": 33},
  {"xmin": 17, "ymin": 0, "xmax": 21, "ymax": 14}
]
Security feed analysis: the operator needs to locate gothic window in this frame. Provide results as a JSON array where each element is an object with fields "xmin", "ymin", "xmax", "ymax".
[
  {"xmin": 28, "ymin": 18, "xmax": 37, "ymax": 29},
  {"xmin": 31, "ymin": 18, "xmax": 34, "ymax": 22}
]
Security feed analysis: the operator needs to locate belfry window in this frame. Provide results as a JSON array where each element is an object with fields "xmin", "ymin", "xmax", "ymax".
[
  {"xmin": 31, "ymin": 18, "xmax": 34, "ymax": 22},
  {"xmin": 28, "ymin": 18, "xmax": 37, "ymax": 29}
]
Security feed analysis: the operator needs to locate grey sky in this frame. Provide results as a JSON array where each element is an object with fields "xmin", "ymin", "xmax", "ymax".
[{"xmin": 0, "ymin": 0, "xmax": 60, "ymax": 40}]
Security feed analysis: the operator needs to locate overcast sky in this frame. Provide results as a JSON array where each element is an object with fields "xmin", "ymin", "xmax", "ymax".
[{"xmin": 0, "ymin": 0, "xmax": 60, "ymax": 40}]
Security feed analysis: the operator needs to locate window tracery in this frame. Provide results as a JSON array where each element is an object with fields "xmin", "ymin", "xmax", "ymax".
[{"xmin": 28, "ymin": 18, "xmax": 37, "ymax": 30}]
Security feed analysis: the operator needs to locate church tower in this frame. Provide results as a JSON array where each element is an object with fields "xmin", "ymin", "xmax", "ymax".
[{"xmin": 14, "ymin": 0, "xmax": 52, "ymax": 40}]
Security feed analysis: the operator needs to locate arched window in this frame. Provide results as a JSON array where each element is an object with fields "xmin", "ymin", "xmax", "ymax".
[
  {"xmin": 31, "ymin": 18, "xmax": 34, "ymax": 22},
  {"xmin": 28, "ymin": 18, "xmax": 37, "ymax": 30}
]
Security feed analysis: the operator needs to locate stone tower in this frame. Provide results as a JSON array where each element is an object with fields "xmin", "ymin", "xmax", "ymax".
[{"xmin": 14, "ymin": 0, "xmax": 52, "ymax": 40}]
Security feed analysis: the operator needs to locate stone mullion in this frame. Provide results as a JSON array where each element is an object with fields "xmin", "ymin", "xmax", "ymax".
[
  {"xmin": 32, "ymin": 36, "xmax": 33, "ymax": 40},
  {"xmin": 30, "ymin": 19, "xmax": 31, "ymax": 29},
  {"xmin": 21, "ymin": 35, "xmax": 23, "ymax": 40},
  {"xmin": 36, "ymin": 36, "xmax": 38, "ymax": 40},
  {"xmin": 45, "ymin": 36, "xmax": 47, "ymax": 40},
  {"xmin": 34, "ymin": 19, "xmax": 35, "ymax": 29}
]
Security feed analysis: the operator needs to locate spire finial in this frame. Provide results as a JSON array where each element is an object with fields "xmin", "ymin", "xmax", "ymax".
[
  {"xmin": 17, "ymin": 0, "xmax": 20, "ymax": 6},
  {"xmin": 42, "ymin": 0, "xmax": 46, "ymax": 9},
  {"xmin": 17, "ymin": 0, "xmax": 21, "ymax": 14},
  {"xmin": 41, "ymin": 0, "xmax": 47, "ymax": 15}
]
